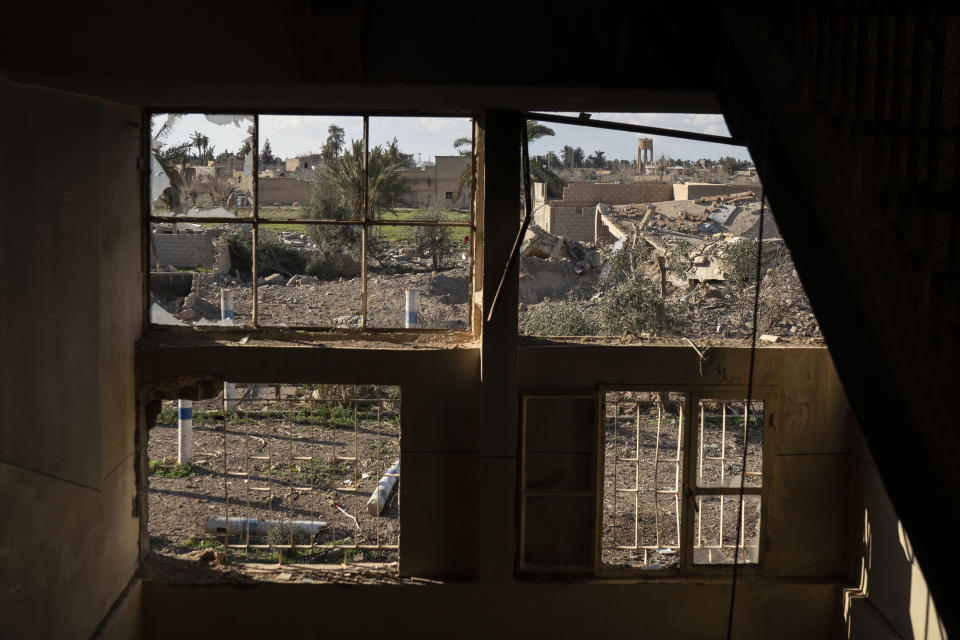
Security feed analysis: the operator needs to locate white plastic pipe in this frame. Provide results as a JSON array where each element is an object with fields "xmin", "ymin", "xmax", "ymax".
[
  {"xmin": 221, "ymin": 290, "xmax": 237, "ymax": 411},
  {"xmin": 178, "ymin": 399, "xmax": 192, "ymax": 464},
  {"xmin": 366, "ymin": 459, "xmax": 400, "ymax": 516},
  {"xmin": 405, "ymin": 290, "xmax": 418, "ymax": 328},
  {"xmin": 205, "ymin": 517, "xmax": 328, "ymax": 536}
]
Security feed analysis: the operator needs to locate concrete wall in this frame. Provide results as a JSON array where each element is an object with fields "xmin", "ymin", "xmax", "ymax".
[
  {"xmin": 129, "ymin": 344, "xmax": 855, "ymax": 639},
  {"xmin": 558, "ymin": 181, "xmax": 673, "ymax": 205},
  {"xmin": 846, "ymin": 434, "xmax": 949, "ymax": 639},
  {"xmin": 149, "ymin": 232, "xmax": 213, "ymax": 268},
  {"xmin": 0, "ymin": 78, "xmax": 141, "ymax": 639},
  {"xmin": 259, "ymin": 176, "xmax": 312, "ymax": 205},
  {"xmin": 142, "ymin": 581, "xmax": 841, "ymax": 639},
  {"xmin": 673, "ymin": 182, "xmax": 759, "ymax": 200}
]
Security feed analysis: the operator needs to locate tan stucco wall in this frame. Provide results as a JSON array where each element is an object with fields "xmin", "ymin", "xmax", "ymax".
[
  {"xmin": 258, "ymin": 177, "xmax": 313, "ymax": 205},
  {"xmin": 398, "ymin": 155, "xmax": 471, "ymax": 209},
  {"xmin": 845, "ymin": 432, "xmax": 949, "ymax": 639}
]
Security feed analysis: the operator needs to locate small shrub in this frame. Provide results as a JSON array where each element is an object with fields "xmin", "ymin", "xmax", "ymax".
[
  {"xmin": 603, "ymin": 235, "xmax": 651, "ymax": 285},
  {"xmin": 221, "ymin": 228, "xmax": 308, "ymax": 279},
  {"xmin": 156, "ymin": 405, "xmax": 178, "ymax": 426},
  {"xmin": 256, "ymin": 234, "xmax": 308, "ymax": 278},
  {"xmin": 724, "ymin": 237, "xmax": 761, "ymax": 284},
  {"xmin": 413, "ymin": 203, "xmax": 455, "ymax": 271},
  {"xmin": 598, "ymin": 275, "xmax": 674, "ymax": 335},
  {"xmin": 665, "ymin": 240, "xmax": 693, "ymax": 280},
  {"xmin": 521, "ymin": 296, "xmax": 598, "ymax": 336}
]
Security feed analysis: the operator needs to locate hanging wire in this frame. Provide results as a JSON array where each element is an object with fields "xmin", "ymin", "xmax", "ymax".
[{"xmin": 726, "ymin": 108, "xmax": 774, "ymax": 638}]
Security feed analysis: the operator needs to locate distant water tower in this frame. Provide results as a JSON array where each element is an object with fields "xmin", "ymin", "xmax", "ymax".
[{"xmin": 637, "ymin": 138, "xmax": 654, "ymax": 167}]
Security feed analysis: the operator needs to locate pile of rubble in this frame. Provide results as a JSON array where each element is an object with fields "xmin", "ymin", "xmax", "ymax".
[
  {"xmin": 518, "ymin": 225, "xmax": 605, "ymax": 304},
  {"xmin": 519, "ymin": 193, "xmax": 821, "ymax": 340}
]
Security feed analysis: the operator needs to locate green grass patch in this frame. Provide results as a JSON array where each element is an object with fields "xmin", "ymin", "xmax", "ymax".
[
  {"xmin": 156, "ymin": 405, "xmax": 178, "ymax": 426},
  {"xmin": 149, "ymin": 460, "xmax": 194, "ymax": 478},
  {"xmin": 182, "ymin": 537, "xmax": 224, "ymax": 551},
  {"xmin": 297, "ymin": 459, "xmax": 353, "ymax": 484}
]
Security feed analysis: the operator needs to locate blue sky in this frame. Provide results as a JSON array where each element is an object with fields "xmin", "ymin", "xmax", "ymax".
[{"xmin": 152, "ymin": 112, "xmax": 752, "ymax": 164}]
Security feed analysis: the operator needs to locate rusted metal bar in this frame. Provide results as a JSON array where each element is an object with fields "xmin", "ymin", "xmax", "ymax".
[
  {"xmin": 486, "ymin": 117, "xmax": 531, "ymax": 323},
  {"xmin": 251, "ymin": 114, "xmax": 260, "ymax": 328},
  {"xmin": 524, "ymin": 111, "xmax": 745, "ymax": 147},
  {"xmin": 361, "ymin": 116, "xmax": 369, "ymax": 331},
  {"xmin": 147, "ymin": 216, "xmax": 254, "ymax": 224}
]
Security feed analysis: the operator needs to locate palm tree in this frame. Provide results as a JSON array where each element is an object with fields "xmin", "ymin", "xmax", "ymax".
[
  {"xmin": 452, "ymin": 135, "xmax": 472, "ymax": 204},
  {"xmin": 589, "ymin": 150, "xmax": 607, "ymax": 168},
  {"xmin": 189, "ymin": 131, "xmax": 206, "ymax": 166},
  {"xmin": 573, "ymin": 147, "xmax": 585, "ymax": 168},
  {"xmin": 452, "ymin": 120, "xmax": 559, "ymax": 203},
  {"xmin": 151, "ymin": 119, "xmax": 192, "ymax": 212},
  {"xmin": 526, "ymin": 120, "xmax": 555, "ymax": 143},
  {"xmin": 326, "ymin": 138, "xmax": 407, "ymax": 220}
]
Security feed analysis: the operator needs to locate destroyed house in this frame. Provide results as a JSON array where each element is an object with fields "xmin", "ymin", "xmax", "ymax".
[{"xmin": 1, "ymin": 5, "xmax": 957, "ymax": 640}]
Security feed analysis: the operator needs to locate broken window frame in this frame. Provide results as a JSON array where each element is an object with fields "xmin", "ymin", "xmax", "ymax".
[
  {"xmin": 684, "ymin": 390, "xmax": 771, "ymax": 571},
  {"xmin": 143, "ymin": 110, "xmax": 478, "ymax": 335},
  {"xmin": 518, "ymin": 387, "xmax": 774, "ymax": 578},
  {"xmin": 599, "ymin": 387, "xmax": 773, "ymax": 577}
]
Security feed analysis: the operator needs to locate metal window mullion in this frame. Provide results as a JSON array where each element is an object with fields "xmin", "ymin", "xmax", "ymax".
[
  {"xmin": 353, "ymin": 401, "xmax": 360, "ymax": 547},
  {"xmin": 360, "ymin": 116, "xmax": 369, "ymax": 331},
  {"xmin": 681, "ymin": 393, "xmax": 697, "ymax": 574},
  {"xmin": 653, "ymin": 403, "xmax": 662, "ymax": 549},
  {"xmin": 251, "ymin": 114, "xmax": 260, "ymax": 328},
  {"xmin": 223, "ymin": 398, "xmax": 230, "ymax": 556},
  {"xmin": 243, "ymin": 403, "xmax": 251, "ymax": 550},
  {"xmin": 468, "ymin": 119, "xmax": 477, "ymax": 333},
  {"xmin": 634, "ymin": 403, "xmax": 639, "ymax": 550},
  {"xmin": 674, "ymin": 402, "xmax": 683, "ymax": 548},
  {"xmin": 376, "ymin": 402, "xmax": 381, "ymax": 548},
  {"xmin": 287, "ymin": 399, "xmax": 294, "ymax": 548},
  {"xmin": 720, "ymin": 402, "xmax": 727, "ymax": 485},
  {"xmin": 310, "ymin": 399, "xmax": 317, "ymax": 555},
  {"xmin": 698, "ymin": 402, "xmax": 704, "ymax": 487},
  {"xmin": 612, "ymin": 402, "xmax": 619, "ymax": 550}
]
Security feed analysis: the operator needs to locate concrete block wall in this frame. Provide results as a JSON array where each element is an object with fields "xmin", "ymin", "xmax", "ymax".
[
  {"xmin": 545, "ymin": 206, "xmax": 596, "ymax": 243},
  {"xmin": 558, "ymin": 181, "xmax": 673, "ymax": 205},
  {"xmin": 150, "ymin": 232, "xmax": 214, "ymax": 268},
  {"xmin": 673, "ymin": 182, "xmax": 758, "ymax": 200}
]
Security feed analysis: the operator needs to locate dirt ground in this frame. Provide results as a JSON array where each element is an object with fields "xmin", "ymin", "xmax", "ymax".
[
  {"xmin": 148, "ymin": 385, "xmax": 401, "ymax": 569},
  {"xmin": 600, "ymin": 393, "xmax": 762, "ymax": 570},
  {"xmin": 154, "ymin": 264, "xmax": 470, "ymax": 329}
]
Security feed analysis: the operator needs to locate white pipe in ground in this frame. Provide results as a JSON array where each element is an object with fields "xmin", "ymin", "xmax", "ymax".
[
  {"xmin": 221, "ymin": 290, "xmax": 237, "ymax": 411},
  {"xmin": 366, "ymin": 459, "xmax": 400, "ymax": 516},
  {"xmin": 405, "ymin": 290, "xmax": 418, "ymax": 328},
  {"xmin": 205, "ymin": 517, "xmax": 328, "ymax": 537},
  {"xmin": 178, "ymin": 399, "xmax": 192, "ymax": 464}
]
